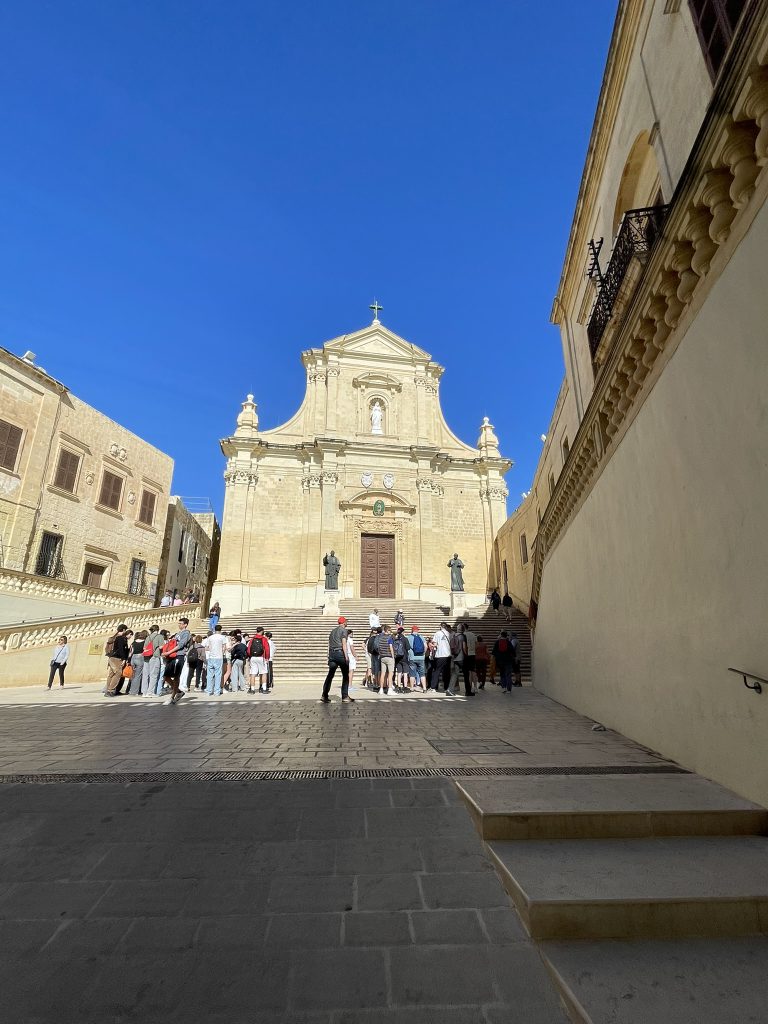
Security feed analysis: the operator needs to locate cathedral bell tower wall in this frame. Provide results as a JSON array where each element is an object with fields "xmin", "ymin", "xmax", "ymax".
[{"xmin": 213, "ymin": 324, "xmax": 512, "ymax": 613}]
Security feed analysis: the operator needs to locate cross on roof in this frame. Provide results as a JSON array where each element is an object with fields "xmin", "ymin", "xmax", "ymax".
[{"xmin": 369, "ymin": 299, "xmax": 383, "ymax": 323}]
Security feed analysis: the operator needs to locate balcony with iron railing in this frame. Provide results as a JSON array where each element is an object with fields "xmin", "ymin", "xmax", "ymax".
[{"xmin": 587, "ymin": 204, "xmax": 670, "ymax": 366}]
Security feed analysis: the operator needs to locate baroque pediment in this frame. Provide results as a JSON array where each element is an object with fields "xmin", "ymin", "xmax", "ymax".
[
  {"xmin": 322, "ymin": 325, "xmax": 432, "ymax": 363},
  {"xmin": 352, "ymin": 370, "xmax": 402, "ymax": 392}
]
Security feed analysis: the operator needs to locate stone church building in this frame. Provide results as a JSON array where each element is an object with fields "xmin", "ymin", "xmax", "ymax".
[{"xmin": 214, "ymin": 320, "xmax": 511, "ymax": 612}]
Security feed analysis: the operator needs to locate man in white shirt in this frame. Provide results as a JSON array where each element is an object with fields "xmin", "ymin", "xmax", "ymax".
[
  {"xmin": 160, "ymin": 591, "xmax": 172, "ymax": 607},
  {"xmin": 430, "ymin": 622, "xmax": 451, "ymax": 692},
  {"xmin": 369, "ymin": 608, "xmax": 380, "ymax": 629},
  {"xmin": 202, "ymin": 625, "xmax": 228, "ymax": 696}
]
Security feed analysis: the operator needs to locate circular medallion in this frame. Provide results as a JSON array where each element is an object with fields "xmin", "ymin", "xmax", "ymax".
[
  {"xmin": 382, "ymin": 473, "xmax": 395, "ymax": 490},
  {"xmin": 360, "ymin": 471, "xmax": 373, "ymax": 489},
  {"xmin": 373, "ymin": 499, "xmax": 385, "ymax": 517}
]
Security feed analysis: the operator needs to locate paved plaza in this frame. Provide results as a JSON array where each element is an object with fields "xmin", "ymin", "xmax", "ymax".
[{"xmin": 0, "ymin": 686, "xmax": 680, "ymax": 1022}]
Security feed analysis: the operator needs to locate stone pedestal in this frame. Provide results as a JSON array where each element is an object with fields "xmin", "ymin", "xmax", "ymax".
[
  {"xmin": 450, "ymin": 590, "xmax": 467, "ymax": 617},
  {"xmin": 323, "ymin": 590, "xmax": 341, "ymax": 617}
]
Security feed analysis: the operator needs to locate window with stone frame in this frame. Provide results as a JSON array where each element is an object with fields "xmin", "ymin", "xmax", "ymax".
[
  {"xmin": 53, "ymin": 448, "xmax": 80, "ymax": 494},
  {"xmin": 138, "ymin": 489, "xmax": 156, "ymax": 526},
  {"xmin": 548, "ymin": 472, "xmax": 556, "ymax": 497},
  {"xmin": 520, "ymin": 533, "xmax": 529, "ymax": 566},
  {"xmin": 688, "ymin": 0, "xmax": 748, "ymax": 79},
  {"xmin": 98, "ymin": 470, "xmax": 123, "ymax": 511},
  {"xmin": 0, "ymin": 419, "xmax": 23, "ymax": 473}
]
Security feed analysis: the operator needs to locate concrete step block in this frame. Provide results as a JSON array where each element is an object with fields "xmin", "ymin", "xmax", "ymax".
[
  {"xmin": 456, "ymin": 774, "xmax": 768, "ymax": 840},
  {"xmin": 541, "ymin": 936, "xmax": 768, "ymax": 1024},
  {"xmin": 488, "ymin": 835, "xmax": 768, "ymax": 940}
]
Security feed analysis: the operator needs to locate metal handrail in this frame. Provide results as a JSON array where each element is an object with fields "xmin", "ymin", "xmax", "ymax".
[{"xmin": 728, "ymin": 667, "xmax": 767, "ymax": 695}]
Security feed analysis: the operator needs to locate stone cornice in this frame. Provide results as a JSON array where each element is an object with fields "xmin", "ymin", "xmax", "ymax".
[{"xmin": 533, "ymin": 2, "xmax": 768, "ymax": 614}]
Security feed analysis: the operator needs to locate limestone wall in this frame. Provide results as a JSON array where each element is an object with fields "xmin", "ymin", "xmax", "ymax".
[{"xmin": 534, "ymin": 199, "xmax": 768, "ymax": 806}]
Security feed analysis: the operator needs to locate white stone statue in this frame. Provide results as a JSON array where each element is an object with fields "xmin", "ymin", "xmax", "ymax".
[{"xmin": 371, "ymin": 401, "xmax": 384, "ymax": 435}]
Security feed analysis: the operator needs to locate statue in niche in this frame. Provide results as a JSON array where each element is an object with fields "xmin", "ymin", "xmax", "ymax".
[
  {"xmin": 370, "ymin": 401, "xmax": 384, "ymax": 435},
  {"xmin": 323, "ymin": 550, "xmax": 341, "ymax": 590},
  {"xmin": 448, "ymin": 553, "xmax": 465, "ymax": 592}
]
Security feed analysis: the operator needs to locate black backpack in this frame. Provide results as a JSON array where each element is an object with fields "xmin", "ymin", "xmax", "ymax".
[
  {"xmin": 248, "ymin": 636, "xmax": 264, "ymax": 658},
  {"xmin": 393, "ymin": 635, "xmax": 407, "ymax": 658},
  {"xmin": 366, "ymin": 634, "xmax": 377, "ymax": 655},
  {"xmin": 187, "ymin": 646, "xmax": 199, "ymax": 666}
]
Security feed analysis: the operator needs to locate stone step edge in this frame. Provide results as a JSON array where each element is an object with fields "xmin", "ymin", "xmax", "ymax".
[
  {"xmin": 455, "ymin": 782, "xmax": 768, "ymax": 841},
  {"xmin": 486, "ymin": 842, "xmax": 768, "ymax": 941}
]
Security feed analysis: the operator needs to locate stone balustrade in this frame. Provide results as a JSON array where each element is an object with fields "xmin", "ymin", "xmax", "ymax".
[
  {"xmin": 0, "ymin": 566, "xmax": 153, "ymax": 614},
  {"xmin": 532, "ymin": 5, "xmax": 768, "ymax": 613},
  {"xmin": 0, "ymin": 605, "xmax": 202, "ymax": 653}
]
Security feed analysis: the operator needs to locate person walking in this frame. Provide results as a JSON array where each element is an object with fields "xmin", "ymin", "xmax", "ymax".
[
  {"xmin": 502, "ymin": 592, "xmax": 513, "ymax": 621},
  {"xmin": 429, "ymin": 622, "xmax": 452, "ymax": 692},
  {"xmin": 347, "ymin": 628, "xmax": 357, "ymax": 689},
  {"xmin": 47, "ymin": 636, "xmax": 69, "ymax": 688},
  {"xmin": 104, "ymin": 624, "xmax": 130, "ymax": 697},
  {"xmin": 163, "ymin": 617, "xmax": 192, "ymax": 704},
  {"xmin": 475, "ymin": 635, "xmax": 489, "ymax": 689},
  {"xmin": 208, "ymin": 601, "xmax": 221, "ymax": 630},
  {"xmin": 490, "ymin": 589, "xmax": 501, "ymax": 614},
  {"xmin": 375, "ymin": 625, "xmax": 395, "ymax": 695},
  {"xmin": 203, "ymin": 624, "xmax": 228, "ymax": 697},
  {"xmin": 509, "ymin": 630, "xmax": 522, "ymax": 686},
  {"xmin": 321, "ymin": 616, "xmax": 353, "ymax": 703},
  {"xmin": 114, "ymin": 630, "xmax": 134, "ymax": 694},
  {"xmin": 448, "ymin": 623, "xmax": 471, "ymax": 696},
  {"xmin": 368, "ymin": 608, "xmax": 380, "ymax": 630},
  {"xmin": 493, "ymin": 631, "xmax": 515, "ymax": 692}
]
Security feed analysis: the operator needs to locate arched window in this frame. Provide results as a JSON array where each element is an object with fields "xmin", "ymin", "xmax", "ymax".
[{"xmin": 612, "ymin": 132, "xmax": 662, "ymax": 238}]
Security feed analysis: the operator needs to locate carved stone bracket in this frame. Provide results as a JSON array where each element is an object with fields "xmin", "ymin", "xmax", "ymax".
[
  {"xmin": 224, "ymin": 467, "xmax": 259, "ymax": 487},
  {"xmin": 416, "ymin": 477, "xmax": 444, "ymax": 496}
]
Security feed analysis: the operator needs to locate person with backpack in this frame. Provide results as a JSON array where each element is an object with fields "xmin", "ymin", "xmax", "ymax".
[
  {"xmin": 375, "ymin": 625, "xmax": 395, "ymax": 695},
  {"xmin": 365, "ymin": 628, "xmax": 380, "ymax": 689},
  {"xmin": 103, "ymin": 624, "xmax": 130, "ymax": 697},
  {"xmin": 229, "ymin": 631, "xmax": 248, "ymax": 693},
  {"xmin": 140, "ymin": 624, "xmax": 164, "ymax": 696},
  {"xmin": 408, "ymin": 626, "xmax": 427, "ymax": 690},
  {"xmin": 493, "ymin": 630, "xmax": 515, "ymax": 692},
  {"xmin": 392, "ymin": 627, "xmax": 410, "ymax": 691},
  {"xmin": 247, "ymin": 626, "xmax": 270, "ymax": 694},
  {"xmin": 163, "ymin": 616, "xmax": 192, "ymax": 704},
  {"xmin": 186, "ymin": 634, "xmax": 206, "ymax": 691},
  {"xmin": 321, "ymin": 616, "xmax": 352, "ymax": 703},
  {"xmin": 429, "ymin": 622, "xmax": 452, "ymax": 692}
]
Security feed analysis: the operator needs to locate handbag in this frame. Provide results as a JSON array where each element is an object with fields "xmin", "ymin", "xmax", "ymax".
[{"xmin": 122, "ymin": 664, "xmax": 134, "ymax": 679}]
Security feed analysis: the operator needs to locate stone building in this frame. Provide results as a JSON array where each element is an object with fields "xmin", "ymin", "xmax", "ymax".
[
  {"xmin": 214, "ymin": 320, "xmax": 511, "ymax": 612},
  {"xmin": 526, "ymin": 0, "xmax": 768, "ymax": 805},
  {"xmin": 156, "ymin": 497, "xmax": 220, "ymax": 605},
  {"xmin": 0, "ymin": 345, "xmax": 173, "ymax": 601}
]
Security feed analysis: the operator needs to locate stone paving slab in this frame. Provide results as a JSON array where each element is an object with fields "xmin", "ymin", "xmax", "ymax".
[
  {"xmin": 0, "ymin": 778, "xmax": 570, "ymax": 1023},
  {"xmin": 0, "ymin": 685, "xmax": 673, "ymax": 775}
]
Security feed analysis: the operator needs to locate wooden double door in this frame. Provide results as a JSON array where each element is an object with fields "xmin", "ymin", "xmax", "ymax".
[{"xmin": 360, "ymin": 534, "xmax": 395, "ymax": 599}]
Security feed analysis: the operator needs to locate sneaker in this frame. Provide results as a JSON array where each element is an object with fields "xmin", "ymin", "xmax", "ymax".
[
  {"xmin": 172, "ymin": 692, "xmax": 185, "ymax": 704},
  {"xmin": 341, "ymin": 697, "xmax": 355, "ymax": 703},
  {"xmin": 320, "ymin": 696, "xmax": 331, "ymax": 703}
]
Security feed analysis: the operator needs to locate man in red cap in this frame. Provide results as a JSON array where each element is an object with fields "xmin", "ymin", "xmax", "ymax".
[{"xmin": 321, "ymin": 616, "xmax": 354, "ymax": 703}]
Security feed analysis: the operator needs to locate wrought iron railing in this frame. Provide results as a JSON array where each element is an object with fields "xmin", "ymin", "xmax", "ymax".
[{"xmin": 587, "ymin": 205, "xmax": 670, "ymax": 358}]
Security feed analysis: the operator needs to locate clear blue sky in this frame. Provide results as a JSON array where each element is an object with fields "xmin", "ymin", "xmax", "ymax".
[{"xmin": 1, "ymin": 0, "xmax": 617, "ymax": 517}]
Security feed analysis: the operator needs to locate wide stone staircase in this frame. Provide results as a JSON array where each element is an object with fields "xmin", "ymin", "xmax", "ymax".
[
  {"xmin": 456, "ymin": 773, "xmax": 768, "ymax": 1022},
  {"xmin": 219, "ymin": 599, "xmax": 531, "ymax": 685}
]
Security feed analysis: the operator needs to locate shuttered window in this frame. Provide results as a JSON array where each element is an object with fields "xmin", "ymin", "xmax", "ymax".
[
  {"xmin": 688, "ymin": 0, "xmax": 748, "ymax": 79},
  {"xmin": 98, "ymin": 470, "xmax": 123, "ymax": 511},
  {"xmin": 53, "ymin": 449, "xmax": 80, "ymax": 493},
  {"xmin": 0, "ymin": 419, "xmax": 23, "ymax": 472},
  {"xmin": 138, "ymin": 489, "xmax": 156, "ymax": 526}
]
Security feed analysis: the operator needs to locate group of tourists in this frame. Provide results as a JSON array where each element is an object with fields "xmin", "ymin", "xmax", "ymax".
[
  {"xmin": 322, "ymin": 607, "xmax": 522, "ymax": 703},
  {"xmin": 158, "ymin": 589, "xmax": 200, "ymax": 607},
  {"xmin": 98, "ymin": 617, "xmax": 277, "ymax": 704}
]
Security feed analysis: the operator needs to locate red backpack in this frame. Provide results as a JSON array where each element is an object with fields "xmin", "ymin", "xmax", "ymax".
[{"xmin": 161, "ymin": 638, "xmax": 178, "ymax": 658}]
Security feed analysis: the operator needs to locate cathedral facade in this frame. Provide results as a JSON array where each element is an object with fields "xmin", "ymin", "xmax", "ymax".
[{"xmin": 213, "ymin": 321, "xmax": 511, "ymax": 612}]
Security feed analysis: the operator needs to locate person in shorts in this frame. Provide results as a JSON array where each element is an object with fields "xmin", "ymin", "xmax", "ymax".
[{"xmin": 247, "ymin": 627, "xmax": 270, "ymax": 694}]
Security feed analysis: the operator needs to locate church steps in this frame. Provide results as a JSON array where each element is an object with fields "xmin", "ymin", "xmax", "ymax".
[{"xmin": 217, "ymin": 600, "xmax": 531, "ymax": 684}]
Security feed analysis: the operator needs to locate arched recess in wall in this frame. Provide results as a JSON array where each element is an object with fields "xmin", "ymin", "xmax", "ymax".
[{"xmin": 611, "ymin": 131, "xmax": 663, "ymax": 237}]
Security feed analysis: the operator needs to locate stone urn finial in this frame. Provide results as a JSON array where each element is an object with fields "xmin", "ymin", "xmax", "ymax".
[
  {"xmin": 477, "ymin": 416, "xmax": 499, "ymax": 456},
  {"xmin": 235, "ymin": 394, "xmax": 259, "ymax": 437}
]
